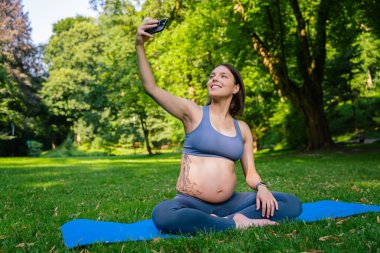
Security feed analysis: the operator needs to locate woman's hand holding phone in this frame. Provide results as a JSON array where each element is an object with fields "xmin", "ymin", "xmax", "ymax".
[{"xmin": 135, "ymin": 18, "xmax": 159, "ymax": 46}]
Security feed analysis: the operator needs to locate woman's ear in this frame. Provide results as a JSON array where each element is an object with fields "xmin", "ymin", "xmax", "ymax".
[{"xmin": 233, "ymin": 84, "xmax": 240, "ymax": 94}]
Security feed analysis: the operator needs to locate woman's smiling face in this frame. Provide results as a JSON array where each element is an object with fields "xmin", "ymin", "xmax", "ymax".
[{"xmin": 207, "ymin": 65, "xmax": 239, "ymax": 99}]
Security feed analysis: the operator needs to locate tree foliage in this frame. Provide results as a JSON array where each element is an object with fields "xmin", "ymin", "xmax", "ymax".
[
  {"xmin": 0, "ymin": 0, "xmax": 45, "ymax": 155},
  {"xmin": 40, "ymin": 0, "xmax": 379, "ymax": 153},
  {"xmin": 2, "ymin": 0, "xmax": 378, "ymax": 156}
]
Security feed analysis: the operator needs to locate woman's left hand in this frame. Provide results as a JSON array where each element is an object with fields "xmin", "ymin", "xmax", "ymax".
[{"xmin": 256, "ymin": 186, "xmax": 279, "ymax": 218}]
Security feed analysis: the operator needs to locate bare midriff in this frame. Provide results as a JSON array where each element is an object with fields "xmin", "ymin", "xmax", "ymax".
[{"xmin": 176, "ymin": 154, "xmax": 237, "ymax": 203}]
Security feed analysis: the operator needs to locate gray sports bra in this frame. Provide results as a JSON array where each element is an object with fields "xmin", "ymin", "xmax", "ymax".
[{"xmin": 183, "ymin": 105, "xmax": 244, "ymax": 161}]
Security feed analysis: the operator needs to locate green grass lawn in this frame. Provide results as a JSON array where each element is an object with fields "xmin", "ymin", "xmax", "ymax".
[{"xmin": 0, "ymin": 144, "xmax": 379, "ymax": 252}]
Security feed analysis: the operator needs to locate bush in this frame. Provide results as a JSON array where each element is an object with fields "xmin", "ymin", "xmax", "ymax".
[
  {"xmin": 91, "ymin": 136, "xmax": 105, "ymax": 150},
  {"xmin": 42, "ymin": 135, "xmax": 78, "ymax": 157},
  {"xmin": 26, "ymin": 140, "xmax": 43, "ymax": 157},
  {"xmin": 264, "ymin": 102, "xmax": 307, "ymax": 150},
  {"xmin": 327, "ymin": 96, "xmax": 380, "ymax": 136}
]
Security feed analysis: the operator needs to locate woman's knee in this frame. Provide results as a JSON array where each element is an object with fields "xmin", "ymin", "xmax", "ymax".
[
  {"xmin": 273, "ymin": 192, "xmax": 302, "ymax": 219},
  {"xmin": 283, "ymin": 193, "xmax": 303, "ymax": 218},
  {"xmin": 152, "ymin": 200, "xmax": 180, "ymax": 232}
]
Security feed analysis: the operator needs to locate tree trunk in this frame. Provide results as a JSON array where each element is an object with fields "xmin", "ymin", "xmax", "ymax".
[
  {"xmin": 249, "ymin": 34, "xmax": 334, "ymax": 149},
  {"xmin": 139, "ymin": 116, "xmax": 153, "ymax": 155},
  {"xmin": 295, "ymin": 89, "xmax": 333, "ymax": 150},
  {"xmin": 235, "ymin": 0, "xmax": 334, "ymax": 150}
]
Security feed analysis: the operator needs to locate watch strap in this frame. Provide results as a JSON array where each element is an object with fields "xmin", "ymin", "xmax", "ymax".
[{"xmin": 255, "ymin": 181, "xmax": 267, "ymax": 190}]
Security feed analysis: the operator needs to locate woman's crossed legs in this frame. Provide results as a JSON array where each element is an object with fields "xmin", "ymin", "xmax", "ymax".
[{"xmin": 152, "ymin": 191, "xmax": 302, "ymax": 234}]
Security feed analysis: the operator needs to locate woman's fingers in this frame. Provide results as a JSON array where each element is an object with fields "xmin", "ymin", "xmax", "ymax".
[
  {"xmin": 136, "ymin": 20, "xmax": 158, "ymax": 44},
  {"xmin": 142, "ymin": 23, "xmax": 159, "ymax": 31},
  {"xmin": 256, "ymin": 197, "xmax": 261, "ymax": 210},
  {"xmin": 143, "ymin": 17, "xmax": 158, "ymax": 23},
  {"xmin": 268, "ymin": 198, "xmax": 278, "ymax": 217},
  {"xmin": 270, "ymin": 200, "xmax": 275, "ymax": 217},
  {"xmin": 263, "ymin": 200, "xmax": 276, "ymax": 218},
  {"xmin": 257, "ymin": 193, "xmax": 279, "ymax": 218},
  {"xmin": 142, "ymin": 19, "xmax": 159, "ymax": 28},
  {"xmin": 262, "ymin": 201, "xmax": 267, "ymax": 217},
  {"xmin": 137, "ymin": 24, "xmax": 156, "ymax": 35},
  {"xmin": 267, "ymin": 201, "xmax": 272, "ymax": 218},
  {"xmin": 137, "ymin": 19, "xmax": 158, "ymax": 35},
  {"xmin": 141, "ymin": 31, "xmax": 153, "ymax": 38},
  {"xmin": 258, "ymin": 198, "xmax": 271, "ymax": 218}
]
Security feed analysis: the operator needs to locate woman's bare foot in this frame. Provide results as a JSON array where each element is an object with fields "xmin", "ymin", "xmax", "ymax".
[{"xmin": 233, "ymin": 213, "xmax": 278, "ymax": 229}]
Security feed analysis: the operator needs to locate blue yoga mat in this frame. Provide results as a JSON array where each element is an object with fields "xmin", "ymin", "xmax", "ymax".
[{"xmin": 61, "ymin": 200, "xmax": 380, "ymax": 248}]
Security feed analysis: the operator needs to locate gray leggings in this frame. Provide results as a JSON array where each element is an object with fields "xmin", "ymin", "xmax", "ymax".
[{"xmin": 152, "ymin": 192, "xmax": 302, "ymax": 234}]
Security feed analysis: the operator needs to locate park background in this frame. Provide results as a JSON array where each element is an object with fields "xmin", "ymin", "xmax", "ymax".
[
  {"xmin": 1, "ymin": 1, "xmax": 380, "ymax": 252},
  {"xmin": 1, "ymin": 0, "xmax": 379, "ymax": 156}
]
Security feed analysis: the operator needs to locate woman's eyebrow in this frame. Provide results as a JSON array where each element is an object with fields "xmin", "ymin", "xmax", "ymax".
[{"xmin": 210, "ymin": 72, "xmax": 232, "ymax": 76}]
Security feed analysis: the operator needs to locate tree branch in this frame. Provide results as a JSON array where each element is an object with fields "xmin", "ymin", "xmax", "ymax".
[
  {"xmin": 289, "ymin": 0, "xmax": 312, "ymax": 82},
  {"xmin": 313, "ymin": 0, "xmax": 330, "ymax": 85},
  {"xmin": 234, "ymin": 0, "xmax": 300, "ymax": 102},
  {"xmin": 274, "ymin": 0, "xmax": 291, "ymax": 90},
  {"xmin": 251, "ymin": 33, "xmax": 278, "ymax": 84}
]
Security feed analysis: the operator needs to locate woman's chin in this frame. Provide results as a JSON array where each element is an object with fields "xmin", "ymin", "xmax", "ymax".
[{"xmin": 208, "ymin": 93, "xmax": 231, "ymax": 100}]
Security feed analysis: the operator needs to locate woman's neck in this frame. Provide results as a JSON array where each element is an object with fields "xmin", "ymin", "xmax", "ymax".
[{"xmin": 209, "ymin": 101, "xmax": 231, "ymax": 120}]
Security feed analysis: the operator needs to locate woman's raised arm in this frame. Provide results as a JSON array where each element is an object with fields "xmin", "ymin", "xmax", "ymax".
[{"xmin": 135, "ymin": 19, "xmax": 198, "ymax": 123}]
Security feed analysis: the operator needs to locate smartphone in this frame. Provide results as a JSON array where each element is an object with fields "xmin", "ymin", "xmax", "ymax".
[{"xmin": 146, "ymin": 19, "xmax": 168, "ymax": 34}]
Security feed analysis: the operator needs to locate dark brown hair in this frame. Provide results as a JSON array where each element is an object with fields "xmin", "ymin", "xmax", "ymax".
[{"xmin": 207, "ymin": 63, "xmax": 245, "ymax": 117}]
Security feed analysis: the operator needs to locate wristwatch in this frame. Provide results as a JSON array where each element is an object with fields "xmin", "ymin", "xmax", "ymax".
[{"xmin": 255, "ymin": 181, "xmax": 267, "ymax": 190}]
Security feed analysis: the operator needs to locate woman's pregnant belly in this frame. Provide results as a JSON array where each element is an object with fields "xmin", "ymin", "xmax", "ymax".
[{"xmin": 176, "ymin": 154, "xmax": 237, "ymax": 203}]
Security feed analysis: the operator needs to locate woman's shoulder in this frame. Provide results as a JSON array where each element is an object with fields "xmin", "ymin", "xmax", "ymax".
[
  {"xmin": 236, "ymin": 120, "xmax": 252, "ymax": 140},
  {"xmin": 236, "ymin": 119, "xmax": 250, "ymax": 130}
]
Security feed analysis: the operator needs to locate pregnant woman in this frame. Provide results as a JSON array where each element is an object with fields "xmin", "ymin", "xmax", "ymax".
[{"xmin": 135, "ymin": 19, "xmax": 302, "ymax": 234}]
